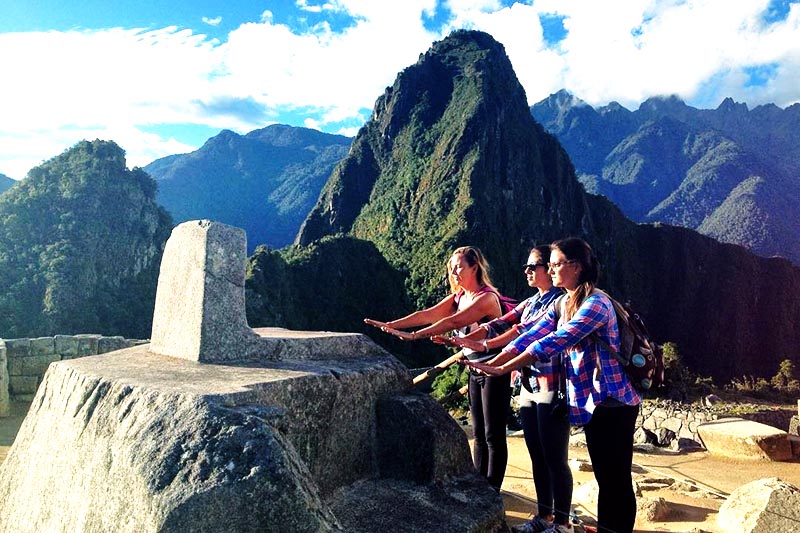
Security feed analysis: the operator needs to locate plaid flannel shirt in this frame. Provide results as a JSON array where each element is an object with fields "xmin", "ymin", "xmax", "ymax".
[
  {"xmin": 504, "ymin": 291, "xmax": 640, "ymax": 426},
  {"xmin": 484, "ymin": 287, "xmax": 562, "ymax": 383}
]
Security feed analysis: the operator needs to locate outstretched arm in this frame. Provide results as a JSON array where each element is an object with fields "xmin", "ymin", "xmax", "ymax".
[
  {"xmin": 382, "ymin": 290, "xmax": 500, "ymax": 341},
  {"xmin": 364, "ymin": 293, "xmax": 457, "ymax": 332}
]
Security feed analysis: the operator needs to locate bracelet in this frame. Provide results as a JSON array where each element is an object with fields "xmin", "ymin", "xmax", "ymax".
[{"xmin": 482, "ymin": 340, "xmax": 488, "ymax": 352}]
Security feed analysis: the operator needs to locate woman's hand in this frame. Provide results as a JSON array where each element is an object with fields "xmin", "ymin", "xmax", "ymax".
[
  {"xmin": 462, "ymin": 360, "xmax": 506, "ymax": 376},
  {"xmin": 449, "ymin": 336, "xmax": 484, "ymax": 353},
  {"xmin": 431, "ymin": 335, "xmax": 457, "ymax": 347},
  {"xmin": 364, "ymin": 318, "xmax": 389, "ymax": 329},
  {"xmin": 380, "ymin": 326, "xmax": 415, "ymax": 341}
]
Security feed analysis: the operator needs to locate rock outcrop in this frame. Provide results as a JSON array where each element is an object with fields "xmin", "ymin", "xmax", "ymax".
[
  {"xmin": 717, "ymin": 477, "xmax": 800, "ymax": 532},
  {"xmin": 0, "ymin": 220, "xmax": 502, "ymax": 532},
  {"xmin": 697, "ymin": 417, "xmax": 793, "ymax": 461}
]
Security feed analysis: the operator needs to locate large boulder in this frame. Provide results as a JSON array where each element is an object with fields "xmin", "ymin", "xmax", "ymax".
[
  {"xmin": 717, "ymin": 477, "xmax": 800, "ymax": 532},
  {"xmin": 0, "ymin": 220, "xmax": 503, "ymax": 532},
  {"xmin": 697, "ymin": 417, "xmax": 792, "ymax": 461}
]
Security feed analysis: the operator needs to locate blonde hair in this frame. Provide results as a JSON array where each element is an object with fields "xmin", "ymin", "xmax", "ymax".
[{"xmin": 447, "ymin": 246, "xmax": 494, "ymax": 293}]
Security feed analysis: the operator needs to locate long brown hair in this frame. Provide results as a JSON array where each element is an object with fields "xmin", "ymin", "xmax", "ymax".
[
  {"xmin": 551, "ymin": 237, "xmax": 599, "ymax": 319},
  {"xmin": 447, "ymin": 246, "xmax": 494, "ymax": 293}
]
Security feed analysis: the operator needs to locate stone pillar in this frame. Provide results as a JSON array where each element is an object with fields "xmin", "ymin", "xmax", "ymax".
[
  {"xmin": 149, "ymin": 220, "xmax": 264, "ymax": 363},
  {"xmin": 0, "ymin": 339, "xmax": 9, "ymax": 417}
]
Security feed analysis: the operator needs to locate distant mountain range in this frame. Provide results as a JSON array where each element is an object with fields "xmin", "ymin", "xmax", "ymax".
[
  {"xmin": 0, "ymin": 173, "xmax": 14, "ymax": 194},
  {"xmin": 250, "ymin": 29, "xmax": 800, "ymax": 382},
  {"xmin": 2, "ymin": 31, "xmax": 799, "ymax": 383},
  {"xmin": 531, "ymin": 90, "xmax": 800, "ymax": 265},
  {"xmin": 144, "ymin": 125, "xmax": 351, "ymax": 252}
]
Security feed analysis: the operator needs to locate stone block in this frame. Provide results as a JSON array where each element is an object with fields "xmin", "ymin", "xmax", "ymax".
[
  {"xmin": 0, "ymin": 339, "xmax": 8, "ymax": 417},
  {"xmin": 662, "ymin": 416, "xmax": 683, "ymax": 433},
  {"xmin": 6, "ymin": 356, "xmax": 22, "ymax": 376},
  {"xmin": 54, "ymin": 335, "xmax": 79, "ymax": 358},
  {"xmin": 98, "ymin": 336, "xmax": 130, "ymax": 354},
  {"xmin": 376, "ymin": 393, "xmax": 472, "ymax": 483},
  {"xmin": 76, "ymin": 335, "xmax": 101, "ymax": 356},
  {"xmin": 20, "ymin": 353, "xmax": 61, "ymax": 377},
  {"xmin": 789, "ymin": 415, "xmax": 799, "ymax": 436},
  {"xmin": 697, "ymin": 417, "xmax": 792, "ymax": 461},
  {"xmin": 29, "ymin": 337, "xmax": 55, "ymax": 356},
  {"xmin": 0, "ymin": 340, "xmax": 501, "ymax": 533},
  {"xmin": 5, "ymin": 338, "xmax": 30, "ymax": 358},
  {"xmin": 9, "ymin": 375, "xmax": 38, "ymax": 395}
]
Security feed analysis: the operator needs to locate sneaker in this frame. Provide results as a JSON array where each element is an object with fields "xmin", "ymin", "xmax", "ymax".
[
  {"xmin": 511, "ymin": 515, "xmax": 552, "ymax": 533},
  {"xmin": 542, "ymin": 523, "xmax": 573, "ymax": 533}
]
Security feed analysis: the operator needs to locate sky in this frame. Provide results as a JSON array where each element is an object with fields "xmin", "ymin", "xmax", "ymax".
[{"xmin": 1, "ymin": 0, "xmax": 798, "ymax": 180}]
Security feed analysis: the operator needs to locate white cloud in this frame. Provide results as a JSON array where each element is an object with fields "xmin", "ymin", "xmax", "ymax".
[
  {"xmin": 202, "ymin": 16, "xmax": 222, "ymax": 27},
  {"xmin": 0, "ymin": 0, "xmax": 798, "ymax": 179}
]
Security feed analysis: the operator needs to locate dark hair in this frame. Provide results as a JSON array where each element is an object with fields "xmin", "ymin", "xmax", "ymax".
[
  {"xmin": 551, "ymin": 237, "xmax": 599, "ymax": 318},
  {"xmin": 530, "ymin": 244, "xmax": 551, "ymax": 262}
]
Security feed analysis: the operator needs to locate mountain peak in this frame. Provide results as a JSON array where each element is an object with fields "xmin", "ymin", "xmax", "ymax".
[
  {"xmin": 297, "ymin": 29, "xmax": 583, "ymax": 299},
  {"xmin": 638, "ymin": 94, "xmax": 690, "ymax": 115},
  {"xmin": 716, "ymin": 96, "xmax": 749, "ymax": 114}
]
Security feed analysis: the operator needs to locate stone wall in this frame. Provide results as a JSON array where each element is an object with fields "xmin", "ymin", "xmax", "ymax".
[
  {"xmin": 636, "ymin": 398, "xmax": 799, "ymax": 451},
  {"xmin": 1, "ymin": 335, "xmax": 145, "ymax": 405},
  {"xmin": 0, "ymin": 340, "xmax": 8, "ymax": 417},
  {"xmin": 636, "ymin": 399, "xmax": 721, "ymax": 449}
]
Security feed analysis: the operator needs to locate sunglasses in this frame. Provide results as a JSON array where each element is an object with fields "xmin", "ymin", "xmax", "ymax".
[{"xmin": 524, "ymin": 263, "xmax": 547, "ymax": 271}]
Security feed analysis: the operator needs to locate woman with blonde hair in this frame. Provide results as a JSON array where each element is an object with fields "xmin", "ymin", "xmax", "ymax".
[
  {"xmin": 443, "ymin": 244, "xmax": 568, "ymax": 532},
  {"xmin": 364, "ymin": 245, "xmax": 510, "ymax": 489},
  {"xmin": 465, "ymin": 238, "xmax": 640, "ymax": 533}
]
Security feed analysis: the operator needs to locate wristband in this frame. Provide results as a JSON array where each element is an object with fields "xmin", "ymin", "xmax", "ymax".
[{"xmin": 482, "ymin": 340, "xmax": 488, "ymax": 352}]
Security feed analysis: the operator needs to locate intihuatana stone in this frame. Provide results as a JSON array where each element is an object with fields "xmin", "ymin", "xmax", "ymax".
[
  {"xmin": 149, "ymin": 220, "xmax": 265, "ymax": 363},
  {"xmin": 0, "ymin": 219, "xmax": 502, "ymax": 532}
]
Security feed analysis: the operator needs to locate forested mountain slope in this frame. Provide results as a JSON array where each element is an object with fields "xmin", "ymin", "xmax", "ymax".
[
  {"xmin": 0, "ymin": 140, "xmax": 172, "ymax": 338},
  {"xmin": 257, "ymin": 30, "xmax": 800, "ymax": 381}
]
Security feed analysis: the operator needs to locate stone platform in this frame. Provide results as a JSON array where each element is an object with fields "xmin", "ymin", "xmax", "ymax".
[{"xmin": 0, "ymin": 221, "xmax": 503, "ymax": 532}]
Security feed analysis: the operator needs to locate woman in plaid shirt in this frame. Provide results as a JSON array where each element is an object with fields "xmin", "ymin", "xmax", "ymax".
[{"xmin": 465, "ymin": 238, "xmax": 641, "ymax": 533}]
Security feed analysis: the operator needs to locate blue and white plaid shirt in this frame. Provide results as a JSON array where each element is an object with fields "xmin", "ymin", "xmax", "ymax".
[{"xmin": 503, "ymin": 291, "xmax": 640, "ymax": 426}]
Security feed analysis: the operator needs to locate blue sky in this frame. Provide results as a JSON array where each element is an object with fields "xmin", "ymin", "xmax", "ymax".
[{"xmin": 1, "ymin": 0, "xmax": 798, "ymax": 180}]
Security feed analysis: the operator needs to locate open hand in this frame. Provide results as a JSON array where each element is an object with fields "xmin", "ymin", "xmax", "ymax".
[
  {"xmin": 463, "ymin": 360, "xmax": 505, "ymax": 376},
  {"xmin": 364, "ymin": 318, "xmax": 389, "ymax": 329},
  {"xmin": 380, "ymin": 326, "xmax": 414, "ymax": 341},
  {"xmin": 431, "ymin": 335, "xmax": 457, "ymax": 347}
]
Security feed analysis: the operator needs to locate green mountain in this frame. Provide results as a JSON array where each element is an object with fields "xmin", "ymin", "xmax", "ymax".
[
  {"xmin": 0, "ymin": 174, "xmax": 15, "ymax": 194},
  {"xmin": 145, "ymin": 125, "xmax": 351, "ymax": 252},
  {"xmin": 0, "ymin": 140, "xmax": 172, "ymax": 339},
  {"xmin": 252, "ymin": 30, "xmax": 800, "ymax": 383},
  {"xmin": 531, "ymin": 91, "xmax": 800, "ymax": 265}
]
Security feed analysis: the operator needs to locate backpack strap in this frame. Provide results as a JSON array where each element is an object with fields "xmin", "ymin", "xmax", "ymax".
[{"xmin": 475, "ymin": 285, "xmax": 503, "ymax": 315}]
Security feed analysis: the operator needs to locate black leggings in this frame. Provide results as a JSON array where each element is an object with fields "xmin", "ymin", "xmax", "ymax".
[
  {"xmin": 518, "ymin": 398, "xmax": 573, "ymax": 524},
  {"xmin": 583, "ymin": 403, "xmax": 640, "ymax": 533},
  {"xmin": 468, "ymin": 372, "xmax": 511, "ymax": 489}
]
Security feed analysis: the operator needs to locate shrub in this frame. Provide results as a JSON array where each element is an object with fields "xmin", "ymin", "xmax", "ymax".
[{"xmin": 430, "ymin": 364, "xmax": 469, "ymax": 411}]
